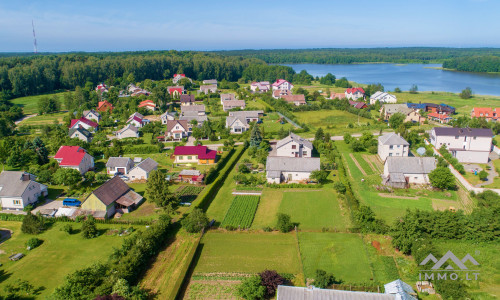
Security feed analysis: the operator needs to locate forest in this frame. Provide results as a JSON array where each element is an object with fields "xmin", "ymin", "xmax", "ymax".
[
  {"xmin": 213, "ymin": 47, "xmax": 500, "ymax": 65},
  {"xmin": 443, "ymin": 55, "xmax": 500, "ymax": 73}
]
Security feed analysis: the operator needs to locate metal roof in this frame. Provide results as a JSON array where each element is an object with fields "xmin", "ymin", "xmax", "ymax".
[
  {"xmin": 276, "ymin": 285, "xmax": 395, "ymax": 300},
  {"xmin": 276, "ymin": 133, "xmax": 313, "ymax": 150},
  {"xmin": 378, "ymin": 133, "xmax": 409, "ymax": 146},
  {"xmin": 266, "ymin": 157, "xmax": 320, "ymax": 173},
  {"xmin": 432, "ymin": 127, "xmax": 493, "ymax": 138},
  {"xmin": 106, "ymin": 157, "xmax": 134, "ymax": 169},
  {"xmin": 385, "ymin": 157, "xmax": 436, "ymax": 174}
]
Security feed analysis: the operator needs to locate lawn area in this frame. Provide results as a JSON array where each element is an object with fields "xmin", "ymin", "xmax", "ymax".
[
  {"xmin": 245, "ymin": 99, "xmax": 267, "ymax": 110},
  {"xmin": 278, "ymin": 190, "xmax": 350, "ymax": 230},
  {"xmin": 19, "ymin": 112, "xmax": 67, "ymax": 125},
  {"xmin": 261, "ymin": 112, "xmax": 295, "ymax": 133},
  {"xmin": 251, "ymin": 189, "xmax": 284, "ymax": 229},
  {"xmin": 193, "ymin": 231, "xmax": 301, "ymax": 275},
  {"xmin": 221, "ymin": 195, "xmax": 260, "ymax": 229},
  {"xmin": 298, "ymin": 232, "xmax": 374, "ymax": 284},
  {"xmin": 11, "ymin": 92, "xmax": 69, "ymax": 115},
  {"xmin": 294, "ymin": 110, "xmax": 382, "ymax": 136},
  {"xmin": 0, "ymin": 221, "xmax": 141, "ymax": 298}
]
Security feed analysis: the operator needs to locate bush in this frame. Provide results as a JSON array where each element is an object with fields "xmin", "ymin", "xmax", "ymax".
[
  {"xmin": 61, "ymin": 224, "xmax": 73, "ymax": 234},
  {"xmin": 259, "ymin": 270, "xmax": 285, "ymax": 297},
  {"xmin": 478, "ymin": 170, "xmax": 488, "ymax": 181},
  {"xmin": 26, "ymin": 237, "xmax": 42, "ymax": 250},
  {"xmin": 276, "ymin": 213, "xmax": 293, "ymax": 233},
  {"xmin": 181, "ymin": 208, "xmax": 209, "ymax": 233},
  {"xmin": 429, "ymin": 167, "xmax": 456, "ymax": 190},
  {"xmin": 81, "ymin": 216, "xmax": 98, "ymax": 239},
  {"xmin": 236, "ymin": 275, "xmax": 265, "ymax": 300},
  {"xmin": 262, "ymin": 226, "xmax": 273, "ymax": 232},
  {"xmin": 333, "ymin": 182, "xmax": 346, "ymax": 194},
  {"xmin": 21, "ymin": 212, "xmax": 45, "ymax": 235},
  {"xmin": 314, "ymin": 269, "xmax": 339, "ymax": 288}
]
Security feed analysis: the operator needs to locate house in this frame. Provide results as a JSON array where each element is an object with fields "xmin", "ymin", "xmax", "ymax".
[
  {"xmin": 430, "ymin": 127, "xmax": 493, "ymax": 163},
  {"xmin": 181, "ymin": 104, "xmax": 206, "ymax": 116},
  {"xmin": 82, "ymin": 110, "xmax": 101, "ymax": 123},
  {"xmin": 273, "ymin": 89, "xmax": 291, "ymax": 99},
  {"xmin": 382, "ymin": 104, "xmax": 424, "ymax": 124},
  {"xmin": 128, "ymin": 158, "xmax": 158, "ymax": 181},
  {"xmin": 54, "ymin": 146, "xmax": 94, "ymax": 175},
  {"xmin": 330, "ymin": 92, "xmax": 346, "ymax": 100},
  {"xmin": 345, "ymin": 87, "xmax": 365, "ymax": 100},
  {"xmin": 81, "ymin": 176, "xmax": 143, "ymax": 218},
  {"xmin": 69, "ymin": 127, "xmax": 92, "ymax": 143},
  {"xmin": 427, "ymin": 112, "xmax": 453, "ymax": 124},
  {"xmin": 115, "ymin": 124, "xmax": 139, "ymax": 139},
  {"xmin": 220, "ymin": 93, "xmax": 236, "ymax": 103},
  {"xmin": 0, "ymin": 171, "xmax": 48, "ymax": 211},
  {"xmin": 180, "ymin": 94, "xmax": 196, "ymax": 105},
  {"xmin": 370, "ymin": 91, "xmax": 397, "ymax": 105},
  {"xmin": 228, "ymin": 110, "xmax": 263, "ymax": 123},
  {"xmin": 250, "ymin": 81, "xmax": 270, "ymax": 93},
  {"xmin": 177, "ymin": 169, "xmax": 203, "ymax": 184},
  {"xmin": 266, "ymin": 156, "xmax": 320, "ymax": 184},
  {"xmin": 160, "ymin": 111, "xmax": 177, "ymax": 124},
  {"xmin": 95, "ymin": 83, "xmax": 109, "ymax": 94},
  {"xmin": 203, "ymin": 79, "xmax": 218, "ymax": 85},
  {"xmin": 226, "ymin": 115, "xmax": 250, "ymax": 134},
  {"xmin": 180, "ymin": 114, "xmax": 208, "ymax": 126},
  {"xmin": 281, "ymin": 95, "xmax": 306, "ymax": 106},
  {"xmin": 106, "ymin": 157, "xmax": 134, "ymax": 176},
  {"xmin": 349, "ymin": 100, "xmax": 368, "ymax": 109},
  {"xmin": 275, "ymin": 133, "xmax": 313, "ymax": 158},
  {"xmin": 407, "ymin": 103, "xmax": 455, "ymax": 114},
  {"xmin": 173, "ymin": 73, "xmax": 192, "ymax": 84},
  {"xmin": 471, "ymin": 107, "xmax": 500, "ymax": 121},
  {"xmin": 96, "ymin": 100, "xmax": 114, "ymax": 113},
  {"xmin": 199, "ymin": 84, "xmax": 217, "ymax": 94},
  {"xmin": 127, "ymin": 112, "xmax": 148, "ymax": 128},
  {"xmin": 165, "ymin": 120, "xmax": 190, "ymax": 140},
  {"xmin": 222, "ymin": 100, "xmax": 246, "ymax": 111},
  {"xmin": 272, "ymin": 79, "xmax": 294, "ymax": 91},
  {"xmin": 383, "ymin": 157, "xmax": 436, "ymax": 188},
  {"xmin": 128, "ymin": 84, "xmax": 150, "ymax": 96},
  {"xmin": 138, "ymin": 100, "xmax": 156, "ymax": 111},
  {"xmin": 173, "ymin": 145, "xmax": 217, "ymax": 164},
  {"xmin": 69, "ymin": 117, "xmax": 98, "ymax": 131},
  {"xmin": 378, "ymin": 133, "xmax": 409, "ymax": 161},
  {"xmin": 168, "ymin": 86, "xmax": 185, "ymax": 97},
  {"xmin": 384, "ymin": 279, "xmax": 418, "ymax": 300}
]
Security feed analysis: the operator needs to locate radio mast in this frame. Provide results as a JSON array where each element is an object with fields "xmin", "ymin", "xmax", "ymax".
[{"xmin": 32, "ymin": 20, "xmax": 38, "ymax": 54}]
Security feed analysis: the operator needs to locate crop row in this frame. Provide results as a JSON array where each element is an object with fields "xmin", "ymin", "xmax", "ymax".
[
  {"xmin": 176, "ymin": 186, "xmax": 205, "ymax": 203},
  {"xmin": 221, "ymin": 196, "xmax": 260, "ymax": 229}
]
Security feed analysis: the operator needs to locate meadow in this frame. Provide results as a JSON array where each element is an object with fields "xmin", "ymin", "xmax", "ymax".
[
  {"xmin": 11, "ymin": 92, "xmax": 69, "ymax": 115},
  {"xmin": 19, "ymin": 111, "xmax": 67, "ymax": 125},
  {"xmin": 293, "ymin": 110, "xmax": 378, "ymax": 136}
]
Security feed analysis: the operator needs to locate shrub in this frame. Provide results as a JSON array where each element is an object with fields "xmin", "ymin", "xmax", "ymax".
[
  {"xmin": 236, "ymin": 275, "xmax": 265, "ymax": 300},
  {"xmin": 262, "ymin": 226, "xmax": 273, "ymax": 232},
  {"xmin": 81, "ymin": 216, "xmax": 98, "ymax": 239},
  {"xmin": 333, "ymin": 182, "xmax": 346, "ymax": 194},
  {"xmin": 26, "ymin": 237, "xmax": 42, "ymax": 250},
  {"xmin": 181, "ymin": 208, "xmax": 209, "ymax": 233},
  {"xmin": 314, "ymin": 269, "xmax": 339, "ymax": 288},
  {"xmin": 61, "ymin": 224, "xmax": 73, "ymax": 234},
  {"xmin": 259, "ymin": 270, "xmax": 285, "ymax": 297},
  {"xmin": 21, "ymin": 212, "xmax": 45, "ymax": 235},
  {"xmin": 276, "ymin": 213, "xmax": 293, "ymax": 233},
  {"xmin": 478, "ymin": 170, "xmax": 488, "ymax": 181},
  {"xmin": 429, "ymin": 167, "xmax": 456, "ymax": 190}
]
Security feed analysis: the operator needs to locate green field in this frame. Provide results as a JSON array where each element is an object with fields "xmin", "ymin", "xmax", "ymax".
[
  {"xmin": 11, "ymin": 92, "xmax": 69, "ymax": 115},
  {"xmin": 261, "ymin": 112, "xmax": 295, "ymax": 133},
  {"xmin": 277, "ymin": 190, "xmax": 349, "ymax": 230},
  {"xmin": 19, "ymin": 112, "xmax": 68, "ymax": 125},
  {"xmin": 221, "ymin": 195, "xmax": 260, "ymax": 229},
  {"xmin": 294, "ymin": 110, "xmax": 379, "ymax": 136},
  {"xmin": 0, "ymin": 221, "xmax": 140, "ymax": 298},
  {"xmin": 193, "ymin": 231, "xmax": 301, "ymax": 275},
  {"xmin": 298, "ymin": 232, "xmax": 373, "ymax": 283}
]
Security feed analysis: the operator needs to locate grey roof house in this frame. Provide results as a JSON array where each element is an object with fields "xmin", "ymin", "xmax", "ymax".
[
  {"xmin": 226, "ymin": 115, "xmax": 250, "ymax": 134},
  {"xmin": 266, "ymin": 156, "xmax": 320, "ymax": 183},
  {"xmin": 128, "ymin": 158, "xmax": 159, "ymax": 181},
  {"xmin": 383, "ymin": 156, "xmax": 436, "ymax": 188},
  {"xmin": 377, "ymin": 133, "xmax": 409, "ymax": 161},
  {"xmin": 0, "ymin": 171, "xmax": 48, "ymax": 211},
  {"xmin": 275, "ymin": 133, "xmax": 313, "ymax": 158},
  {"xmin": 106, "ymin": 157, "xmax": 135, "ymax": 175},
  {"xmin": 69, "ymin": 126, "xmax": 93, "ymax": 142},
  {"xmin": 115, "ymin": 124, "xmax": 139, "ymax": 139}
]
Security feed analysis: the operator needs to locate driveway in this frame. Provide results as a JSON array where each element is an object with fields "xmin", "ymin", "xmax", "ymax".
[{"xmin": 32, "ymin": 200, "xmax": 64, "ymax": 214}]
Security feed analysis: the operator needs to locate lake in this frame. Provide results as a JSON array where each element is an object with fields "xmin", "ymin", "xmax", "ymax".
[{"xmin": 283, "ymin": 63, "xmax": 500, "ymax": 96}]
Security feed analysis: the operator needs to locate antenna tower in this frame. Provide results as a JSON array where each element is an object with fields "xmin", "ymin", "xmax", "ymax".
[{"xmin": 32, "ymin": 20, "xmax": 38, "ymax": 54}]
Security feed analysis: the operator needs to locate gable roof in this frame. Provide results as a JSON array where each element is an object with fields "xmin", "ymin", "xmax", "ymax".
[
  {"xmin": 281, "ymin": 95, "xmax": 306, "ymax": 103},
  {"xmin": 378, "ymin": 133, "xmax": 409, "ymax": 146},
  {"xmin": 228, "ymin": 110, "xmax": 264, "ymax": 118},
  {"xmin": 180, "ymin": 94, "xmax": 196, "ymax": 103},
  {"xmin": 346, "ymin": 87, "xmax": 365, "ymax": 94},
  {"xmin": 384, "ymin": 280, "xmax": 417, "ymax": 300},
  {"xmin": 97, "ymin": 100, "xmax": 113, "ymax": 110},
  {"xmin": 83, "ymin": 109, "xmax": 101, "ymax": 119},
  {"xmin": 276, "ymin": 285, "xmax": 394, "ymax": 300},
  {"xmin": 433, "ymin": 127, "xmax": 493, "ymax": 138},
  {"xmin": 173, "ymin": 145, "xmax": 217, "ymax": 159},
  {"xmin": 203, "ymin": 79, "xmax": 218, "ymax": 84},
  {"xmin": 220, "ymin": 93, "xmax": 236, "ymax": 101},
  {"xmin": 273, "ymin": 90, "xmax": 291, "ymax": 98},
  {"xmin": 226, "ymin": 116, "xmax": 249, "ymax": 127},
  {"xmin": 383, "ymin": 104, "xmax": 413, "ymax": 115},
  {"xmin": 54, "ymin": 146, "xmax": 90, "ymax": 166},
  {"xmin": 277, "ymin": 133, "xmax": 313, "ymax": 150},
  {"xmin": 179, "ymin": 169, "xmax": 201, "ymax": 176},
  {"xmin": 166, "ymin": 120, "xmax": 189, "ymax": 132},
  {"xmin": 138, "ymin": 99, "xmax": 156, "ymax": 108},
  {"xmin": 0, "ymin": 171, "xmax": 40, "ymax": 197},
  {"xmin": 266, "ymin": 156, "xmax": 320, "ymax": 173},
  {"xmin": 117, "ymin": 124, "xmax": 138, "ymax": 135},
  {"xmin": 106, "ymin": 157, "xmax": 134, "ymax": 169},
  {"xmin": 222, "ymin": 100, "xmax": 246, "ymax": 108},
  {"xmin": 70, "ymin": 117, "xmax": 98, "ymax": 129},
  {"xmin": 69, "ymin": 127, "xmax": 92, "ymax": 139},
  {"xmin": 131, "ymin": 158, "xmax": 158, "ymax": 173},
  {"xmin": 181, "ymin": 104, "xmax": 205, "ymax": 113},
  {"xmin": 370, "ymin": 91, "xmax": 396, "ymax": 100},
  {"xmin": 428, "ymin": 112, "xmax": 452, "ymax": 120},
  {"xmin": 200, "ymin": 84, "xmax": 217, "ymax": 91},
  {"xmin": 385, "ymin": 157, "xmax": 436, "ymax": 175},
  {"xmin": 92, "ymin": 176, "xmax": 131, "ymax": 206},
  {"xmin": 272, "ymin": 79, "xmax": 291, "ymax": 87},
  {"xmin": 180, "ymin": 115, "xmax": 208, "ymax": 123},
  {"xmin": 349, "ymin": 100, "xmax": 367, "ymax": 109}
]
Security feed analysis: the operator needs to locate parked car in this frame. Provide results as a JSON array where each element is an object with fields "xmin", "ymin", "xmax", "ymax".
[
  {"xmin": 63, "ymin": 198, "xmax": 81, "ymax": 207},
  {"xmin": 119, "ymin": 175, "xmax": 129, "ymax": 181}
]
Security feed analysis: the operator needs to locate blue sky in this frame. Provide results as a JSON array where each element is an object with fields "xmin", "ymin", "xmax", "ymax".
[{"xmin": 0, "ymin": 0, "xmax": 499, "ymax": 52}]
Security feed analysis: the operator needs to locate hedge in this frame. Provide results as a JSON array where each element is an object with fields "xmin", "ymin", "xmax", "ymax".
[{"xmin": 265, "ymin": 183, "xmax": 322, "ymax": 189}]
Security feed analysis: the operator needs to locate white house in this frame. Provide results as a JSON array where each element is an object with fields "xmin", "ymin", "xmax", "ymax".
[
  {"xmin": 370, "ymin": 91, "xmax": 397, "ymax": 105},
  {"xmin": 228, "ymin": 110, "xmax": 263, "ymax": 123},
  {"xmin": 82, "ymin": 110, "xmax": 101, "ymax": 123},
  {"xmin": 106, "ymin": 157, "xmax": 135, "ymax": 175},
  {"xmin": 199, "ymin": 84, "xmax": 217, "ymax": 94},
  {"xmin": 160, "ymin": 111, "xmax": 176, "ymax": 124},
  {"xmin": 275, "ymin": 133, "xmax": 313, "ymax": 158},
  {"xmin": 222, "ymin": 100, "xmax": 246, "ymax": 111},
  {"xmin": 165, "ymin": 120, "xmax": 190, "ymax": 140},
  {"xmin": 115, "ymin": 124, "xmax": 139, "ymax": 139},
  {"xmin": 226, "ymin": 115, "xmax": 250, "ymax": 134},
  {"xmin": 220, "ymin": 93, "xmax": 236, "ymax": 104},
  {"xmin": 0, "ymin": 171, "xmax": 48, "ymax": 211},
  {"xmin": 378, "ymin": 133, "xmax": 409, "ymax": 161},
  {"xmin": 128, "ymin": 158, "xmax": 158, "ymax": 181},
  {"xmin": 383, "ymin": 157, "xmax": 436, "ymax": 188},
  {"xmin": 430, "ymin": 127, "xmax": 493, "ymax": 164},
  {"xmin": 54, "ymin": 146, "xmax": 94, "ymax": 175},
  {"xmin": 272, "ymin": 79, "xmax": 294, "ymax": 91},
  {"xmin": 250, "ymin": 81, "xmax": 270, "ymax": 93},
  {"xmin": 345, "ymin": 87, "xmax": 365, "ymax": 100},
  {"xmin": 127, "ymin": 112, "xmax": 147, "ymax": 128},
  {"xmin": 266, "ymin": 156, "xmax": 320, "ymax": 184}
]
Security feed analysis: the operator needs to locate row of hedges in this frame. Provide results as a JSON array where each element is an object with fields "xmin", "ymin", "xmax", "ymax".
[
  {"xmin": 204, "ymin": 147, "xmax": 236, "ymax": 184},
  {"xmin": 0, "ymin": 211, "xmax": 152, "ymax": 225},
  {"xmin": 438, "ymin": 146, "xmax": 466, "ymax": 174},
  {"xmin": 265, "ymin": 183, "xmax": 322, "ymax": 189}
]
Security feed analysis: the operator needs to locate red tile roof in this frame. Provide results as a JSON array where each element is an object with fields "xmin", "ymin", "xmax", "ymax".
[
  {"xmin": 54, "ymin": 146, "xmax": 89, "ymax": 166},
  {"xmin": 272, "ymin": 79, "xmax": 290, "ymax": 87},
  {"xmin": 346, "ymin": 87, "xmax": 365, "ymax": 94},
  {"xmin": 138, "ymin": 100, "xmax": 156, "ymax": 108},
  {"xmin": 173, "ymin": 145, "xmax": 217, "ymax": 159},
  {"xmin": 70, "ymin": 117, "xmax": 98, "ymax": 128},
  {"xmin": 428, "ymin": 112, "xmax": 452, "ymax": 120},
  {"xmin": 97, "ymin": 100, "xmax": 114, "ymax": 112},
  {"xmin": 174, "ymin": 74, "xmax": 186, "ymax": 78},
  {"xmin": 472, "ymin": 107, "xmax": 499, "ymax": 119}
]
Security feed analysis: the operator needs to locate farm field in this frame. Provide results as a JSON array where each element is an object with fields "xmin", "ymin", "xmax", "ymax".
[
  {"xmin": 277, "ymin": 190, "xmax": 350, "ymax": 230},
  {"xmin": 193, "ymin": 231, "xmax": 301, "ymax": 275},
  {"xmin": 176, "ymin": 185, "xmax": 204, "ymax": 203},
  {"xmin": 11, "ymin": 92, "xmax": 69, "ymax": 114},
  {"xmin": 0, "ymin": 221, "xmax": 141, "ymax": 298},
  {"xmin": 221, "ymin": 195, "xmax": 260, "ymax": 229},
  {"xmin": 19, "ymin": 112, "xmax": 67, "ymax": 125}
]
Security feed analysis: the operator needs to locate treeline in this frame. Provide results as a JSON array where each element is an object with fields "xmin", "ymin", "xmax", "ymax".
[
  {"xmin": 0, "ymin": 51, "xmax": 296, "ymax": 98},
  {"xmin": 443, "ymin": 55, "xmax": 500, "ymax": 73},
  {"xmin": 214, "ymin": 47, "xmax": 500, "ymax": 65}
]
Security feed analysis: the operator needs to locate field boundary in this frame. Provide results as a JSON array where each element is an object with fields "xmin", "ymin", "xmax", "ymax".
[
  {"xmin": 170, "ymin": 232, "xmax": 203, "ymax": 300},
  {"xmin": 349, "ymin": 153, "xmax": 367, "ymax": 176}
]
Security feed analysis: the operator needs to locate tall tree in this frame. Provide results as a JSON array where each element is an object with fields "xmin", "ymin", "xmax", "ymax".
[
  {"xmin": 146, "ymin": 170, "xmax": 177, "ymax": 208},
  {"xmin": 249, "ymin": 125, "xmax": 263, "ymax": 147}
]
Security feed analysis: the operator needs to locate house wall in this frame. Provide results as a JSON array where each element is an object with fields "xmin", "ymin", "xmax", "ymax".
[
  {"xmin": 77, "ymin": 154, "xmax": 94, "ymax": 174},
  {"xmin": 430, "ymin": 130, "xmax": 492, "ymax": 163},
  {"xmin": 272, "ymin": 81, "xmax": 293, "ymax": 91},
  {"xmin": 0, "ymin": 196, "xmax": 26, "ymax": 210},
  {"xmin": 199, "ymin": 158, "xmax": 215, "ymax": 164},
  {"xmin": 85, "ymin": 112, "xmax": 101, "ymax": 122},
  {"xmin": 228, "ymin": 119, "xmax": 249, "ymax": 134},
  {"xmin": 117, "ymin": 129, "xmax": 139, "ymax": 139},
  {"xmin": 266, "ymin": 174, "xmax": 281, "ymax": 184},
  {"xmin": 378, "ymin": 143, "xmax": 409, "ymax": 161},
  {"xmin": 128, "ymin": 120, "xmax": 142, "ymax": 128},
  {"xmin": 175, "ymin": 155, "xmax": 199, "ymax": 164},
  {"xmin": 406, "ymin": 173, "xmax": 430, "ymax": 184},
  {"xmin": 281, "ymin": 171, "xmax": 312, "ymax": 182},
  {"xmin": 81, "ymin": 194, "xmax": 107, "ymax": 211},
  {"xmin": 70, "ymin": 131, "xmax": 91, "ymax": 142},
  {"xmin": 128, "ymin": 168, "xmax": 148, "ymax": 180},
  {"xmin": 454, "ymin": 150, "xmax": 490, "ymax": 164},
  {"xmin": 276, "ymin": 142, "xmax": 312, "ymax": 158}
]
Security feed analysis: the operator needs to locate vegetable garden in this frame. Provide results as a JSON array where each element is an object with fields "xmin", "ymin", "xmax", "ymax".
[
  {"xmin": 175, "ymin": 186, "xmax": 204, "ymax": 203},
  {"xmin": 221, "ymin": 195, "xmax": 260, "ymax": 229}
]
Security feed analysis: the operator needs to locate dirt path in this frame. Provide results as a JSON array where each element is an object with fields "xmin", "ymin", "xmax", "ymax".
[
  {"xmin": 378, "ymin": 193, "xmax": 418, "ymax": 200},
  {"xmin": 349, "ymin": 153, "xmax": 367, "ymax": 176},
  {"xmin": 15, "ymin": 114, "xmax": 37, "ymax": 125}
]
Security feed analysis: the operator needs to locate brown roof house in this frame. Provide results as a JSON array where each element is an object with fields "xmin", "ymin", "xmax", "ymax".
[
  {"xmin": 180, "ymin": 94, "xmax": 196, "ymax": 106},
  {"xmin": 281, "ymin": 94, "xmax": 306, "ymax": 106},
  {"xmin": 81, "ymin": 176, "xmax": 143, "ymax": 218},
  {"xmin": 165, "ymin": 120, "xmax": 190, "ymax": 140}
]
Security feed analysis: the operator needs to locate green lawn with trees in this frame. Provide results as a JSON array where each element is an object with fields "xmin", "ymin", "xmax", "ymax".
[{"xmin": 10, "ymin": 92, "xmax": 68, "ymax": 115}]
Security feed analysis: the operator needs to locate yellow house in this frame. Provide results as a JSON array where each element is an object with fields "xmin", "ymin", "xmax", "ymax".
[
  {"xmin": 173, "ymin": 145, "xmax": 217, "ymax": 165},
  {"xmin": 81, "ymin": 176, "xmax": 143, "ymax": 218}
]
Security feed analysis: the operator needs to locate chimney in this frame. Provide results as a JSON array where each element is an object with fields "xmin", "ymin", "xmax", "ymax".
[{"xmin": 22, "ymin": 173, "xmax": 30, "ymax": 181}]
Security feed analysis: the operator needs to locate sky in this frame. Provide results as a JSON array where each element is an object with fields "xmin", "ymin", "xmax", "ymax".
[{"xmin": 0, "ymin": 0, "xmax": 499, "ymax": 52}]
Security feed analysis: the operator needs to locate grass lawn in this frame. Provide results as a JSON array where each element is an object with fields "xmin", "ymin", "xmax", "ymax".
[
  {"xmin": 298, "ymin": 232, "xmax": 374, "ymax": 284},
  {"xmin": 11, "ymin": 92, "xmax": 69, "ymax": 115},
  {"xmin": 278, "ymin": 190, "xmax": 350, "ymax": 230},
  {"xmin": 294, "ymin": 110, "xmax": 382, "ymax": 136},
  {"xmin": 0, "ymin": 221, "xmax": 141, "ymax": 298},
  {"xmin": 251, "ymin": 189, "xmax": 284, "ymax": 229},
  {"xmin": 485, "ymin": 159, "xmax": 500, "ymax": 188},
  {"xmin": 261, "ymin": 112, "xmax": 295, "ymax": 133},
  {"xmin": 193, "ymin": 231, "xmax": 301, "ymax": 275},
  {"xmin": 19, "ymin": 112, "xmax": 68, "ymax": 125},
  {"xmin": 245, "ymin": 99, "xmax": 267, "ymax": 110}
]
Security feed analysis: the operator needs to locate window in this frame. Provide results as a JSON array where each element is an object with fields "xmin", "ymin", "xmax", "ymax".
[
  {"xmin": 178, "ymin": 156, "xmax": 183, "ymax": 160},
  {"xmin": 389, "ymin": 153, "xmax": 393, "ymax": 156},
  {"xmin": 13, "ymin": 200, "xmax": 21, "ymax": 205},
  {"xmin": 291, "ymin": 145, "xmax": 296, "ymax": 149},
  {"xmin": 455, "ymin": 136, "xmax": 459, "ymax": 139},
  {"xmin": 414, "ymin": 177, "xmax": 418, "ymax": 180},
  {"xmin": 303, "ymin": 151, "xmax": 307, "ymax": 156},
  {"xmin": 397, "ymin": 145, "xmax": 400, "ymax": 148},
  {"xmin": 187, "ymin": 156, "xmax": 192, "ymax": 160},
  {"xmin": 389, "ymin": 145, "xmax": 394, "ymax": 150},
  {"xmin": 473, "ymin": 136, "xmax": 477, "ymax": 140}
]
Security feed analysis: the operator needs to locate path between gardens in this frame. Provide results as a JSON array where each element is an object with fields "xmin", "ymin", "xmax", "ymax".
[
  {"xmin": 349, "ymin": 153, "xmax": 367, "ymax": 176},
  {"xmin": 276, "ymin": 112, "xmax": 301, "ymax": 129},
  {"xmin": 14, "ymin": 114, "xmax": 37, "ymax": 125}
]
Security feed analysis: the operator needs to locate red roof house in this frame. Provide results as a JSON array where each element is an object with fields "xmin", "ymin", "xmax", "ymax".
[
  {"xmin": 54, "ymin": 146, "xmax": 95, "ymax": 174},
  {"xmin": 272, "ymin": 79, "xmax": 294, "ymax": 91},
  {"xmin": 471, "ymin": 107, "xmax": 500, "ymax": 121},
  {"xmin": 69, "ymin": 117, "xmax": 98, "ymax": 131},
  {"xmin": 97, "ymin": 100, "xmax": 114, "ymax": 113},
  {"xmin": 348, "ymin": 100, "xmax": 368, "ymax": 109},
  {"xmin": 345, "ymin": 87, "xmax": 365, "ymax": 100},
  {"xmin": 428, "ymin": 112, "xmax": 453, "ymax": 124},
  {"xmin": 138, "ymin": 100, "xmax": 156, "ymax": 111},
  {"xmin": 173, "ymin": 145, "xmax": 217, "ymax": 164},
  {"xmin": 168, "ymin": 86, "xmax": 185, "ymax": 97}
]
